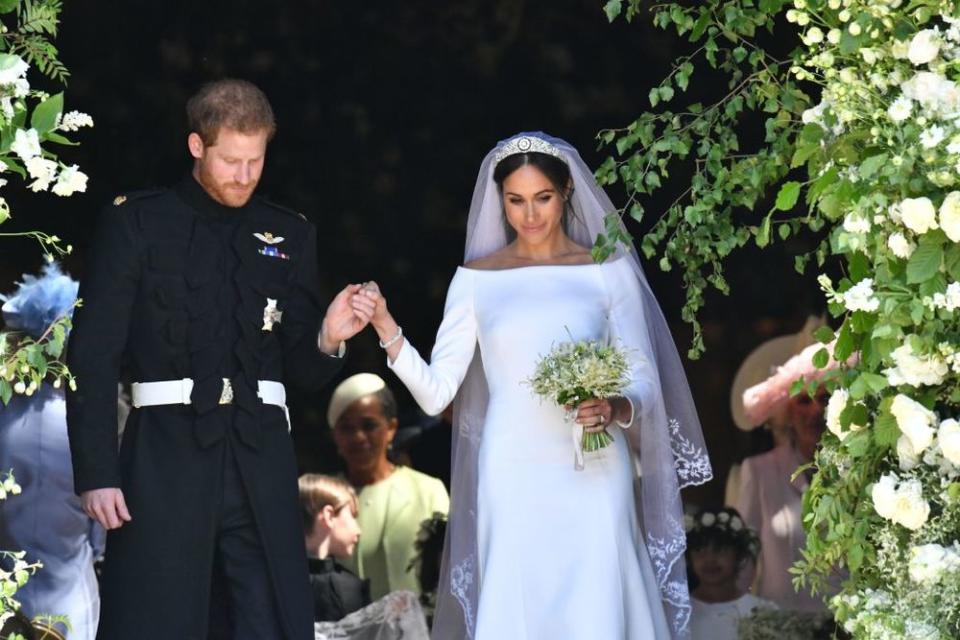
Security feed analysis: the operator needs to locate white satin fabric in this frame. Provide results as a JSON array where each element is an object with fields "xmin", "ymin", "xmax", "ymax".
[{"xmin": 388, "ymin": 260, "xmax": 671, "ymax": 639}]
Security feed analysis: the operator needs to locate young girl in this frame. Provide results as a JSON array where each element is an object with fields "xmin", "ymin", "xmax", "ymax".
[
  {"xmin": 298, "ymin": 474, "xmax": 370, "ymax": 622},
  {"xmin": 686, "ymin": 507, "xmax": 775, "ymax": 640}
]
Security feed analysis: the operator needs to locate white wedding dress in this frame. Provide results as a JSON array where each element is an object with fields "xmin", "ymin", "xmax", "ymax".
[{"xmin": 388, "ymin": 259, "xmax": 671, "ymax": 639}]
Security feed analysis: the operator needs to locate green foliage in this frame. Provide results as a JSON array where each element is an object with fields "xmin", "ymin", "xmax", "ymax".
[{"xmin": 596, "ymin": 0, "xmax": 810, "ymax": 358}]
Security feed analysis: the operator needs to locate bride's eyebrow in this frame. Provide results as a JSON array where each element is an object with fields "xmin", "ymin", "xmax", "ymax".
[{"xmin": 505, "ymin": 188, "xmax": 556, "ymax": 197}]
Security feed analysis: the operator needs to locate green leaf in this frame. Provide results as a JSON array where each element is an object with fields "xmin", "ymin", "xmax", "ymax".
[
  {"xmin": 858, "ymin": 153, "xmax": 888, "ymax": 180},
  {"xmin": 648, "ymin": 87, "xmax": 660, "ymax": 108},
  {"xmin": 906, "ymin": 236, "xmax": 944, "ymax": 284},
  {"xmin": 603, "ymin": 0, "xmax": 622, "ymax": 22},
  {"xmin": 874, "ymin": 411, "xmax": 900, "ymax": 447},
  {"xmin": 812, "ymin": 347, "xmax": 829, "ymax": 369},
  {"xmin": 30, "ymin": 91, "xmax": 63, "ymax": 134},
  {"xmin": 0, "ymin": 379, "xmax": 11, "ymax": 405},
  {"xmin": 814, "ymin": 326, "xmax": 835, "ymax": 344},
  {"xmin": 848, "ymin": 541, "xmax": 864, "ymax": 572},
  {"xmin": 834, "ymin": 321, "xmax": 855, "ymax": 362},
  {"xmin": 659, "ymin": 86, "xmax": 675, "ymax": 102},
  {"xmin": 945, "ymin": 244, "xmax": 960, "ymax": 281},
  {"xmin": 775, "ymin": 181, "xmax": 801, "ymax": 211},
  {"xmin": 0, "ymin": 0, "xmax": 18, "ymax": 12},
  {"xmin": 42, "ymin": 131, "xmax": 79, "ymax": 146}
]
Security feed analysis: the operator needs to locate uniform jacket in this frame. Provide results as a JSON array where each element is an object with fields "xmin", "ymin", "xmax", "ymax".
[{"xmin": 67, "ymin": 176, "xmax": 344, "ymax": 639}]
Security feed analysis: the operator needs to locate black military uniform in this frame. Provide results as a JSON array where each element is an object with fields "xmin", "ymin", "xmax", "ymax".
[{"xmin": 67, "ymin": 175, "xmax": 344, "ymax": 639}]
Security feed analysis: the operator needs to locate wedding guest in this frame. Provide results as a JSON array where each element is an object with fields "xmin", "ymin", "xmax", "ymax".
[
  {"xmin": 328, "ymin": 373, "xmax": 449, "ymax": 600},
  {"xmin": 732, "ymin": 318, "xmax": 839, "ymax": 611},
  {"xmin": 0, "ymin": 264, "xmax": 104, "ymax": 640},
  {"xmin": 299, "ymin": 474, "xmax": 370, "ymax": 622},
  {"xmin": 686, "ymin": 507, "xmax": 774, "ymax": 640}
]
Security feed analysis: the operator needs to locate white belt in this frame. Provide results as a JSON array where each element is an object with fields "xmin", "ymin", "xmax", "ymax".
[{"xmin": 131, "ymin": 378, "xmax": 290, "ymax": 431}]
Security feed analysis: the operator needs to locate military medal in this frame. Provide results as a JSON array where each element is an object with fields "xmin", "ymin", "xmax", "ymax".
[
  {"xmin": 262, "ymin": 298, "xmax": 283, "ymax": 331},
  {"xmin": 254, "ymin": 231, "xmax": 291, "ymax": 260}
]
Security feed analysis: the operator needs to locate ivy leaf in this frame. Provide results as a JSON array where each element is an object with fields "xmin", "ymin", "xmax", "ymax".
[
  {"xmin": 775, "ymin": 181, "xmax": 801, "ymax": 211},
  {"xmin": 906, "ymin": 236, "xmax": 944, "ymax": 284}
]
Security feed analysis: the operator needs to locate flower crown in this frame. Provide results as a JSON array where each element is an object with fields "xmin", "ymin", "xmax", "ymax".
[
  {"xmin": 493, "ymin": 135, "xmax": 566, "ymax": 167},
  {"xmin": 684, "ymin": 508, "xmax": 760, "ymax": 559}
]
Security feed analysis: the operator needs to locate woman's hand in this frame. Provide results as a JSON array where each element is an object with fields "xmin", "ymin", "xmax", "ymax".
[
  {"xmin": 573, "ymin": 397, "xmax": 633, "ymax": 432},
  {"xmin": 355, "ymin": 281, "xmax": 390, "ymax": 328}
]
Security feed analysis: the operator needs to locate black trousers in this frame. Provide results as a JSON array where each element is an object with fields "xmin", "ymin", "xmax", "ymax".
[{"xmin": 207, "ymin": 439, "xmax": 286, "ymax": 640}]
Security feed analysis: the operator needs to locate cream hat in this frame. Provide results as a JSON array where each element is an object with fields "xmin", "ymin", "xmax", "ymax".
[
  {"xmin": 729, "ymin": 316, "xmax": 826, "ymax": 431},
  {"xmin": 327, "ymin": 373, "xmax": 387, "ymax": 427}
]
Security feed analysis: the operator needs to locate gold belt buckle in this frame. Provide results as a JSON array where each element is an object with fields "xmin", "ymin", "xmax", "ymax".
[{"xmin": 218, "ymin": 378, "xmax": 234, "ymax": 405}]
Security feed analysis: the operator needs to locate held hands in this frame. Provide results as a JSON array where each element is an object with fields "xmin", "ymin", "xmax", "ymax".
[
  {"xmin": 320, "ymin": 284, "xmax": 371, "ymax": 352},
  {"xmin": 81, "ymin": 487, "xmax": 132, "ymax": 530}
]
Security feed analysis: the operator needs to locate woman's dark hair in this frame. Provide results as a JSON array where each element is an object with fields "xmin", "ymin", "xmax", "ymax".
[{"xmin": 492, "ymin": 152, "xmax": 577, "ymax": 238}]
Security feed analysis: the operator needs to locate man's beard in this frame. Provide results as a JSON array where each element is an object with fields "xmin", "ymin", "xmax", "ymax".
[{"xmin": 196, "ymin": 163, "xmax": 257, "ymax": 208}]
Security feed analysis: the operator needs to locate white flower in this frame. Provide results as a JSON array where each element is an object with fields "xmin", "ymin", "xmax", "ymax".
[
  {"xmin": 886, "ymin": 343, "xmax": 949, "ymax": 388},
  {"xmin": 898, "ymin": 197, "xmax": 939, "ymax": 234},
  {"xmin": 887, "ymin": 96, "xmax": 911, "ymax": 124},
  {"xmin": 25, "ymin": 156, "xmax": 57, "ymax": 192},
  {"xmin": 871, "ymin": 472, "xmax": 899, "ymax": 520},
  {"xmin": 940, "ymin": 191, "xmax": 960, "ymax": 242},
  {"xmin": 888, "ymin": 232, "xmax": 915, "ymax": 259},
  {"xmin": 902, "ymin": 71, "xmax": 960, "ymax": 117},
  {"xmin": 843, "ymin": 214, "xmax": 871, "ymax": 234},
  {"xmin": 909, "ymin": 29, "xmax": 942, "ymax": 66},
  {"xmin": 892, "ymin": 478, "xmax": 930, "ymax": 530},
  {"xmin": 890, "ymin": 393, "xmax": 938, "ymax": 454},
  {"xmin": 0, "ymin": 54, "xmax": 28, "ymax": 85},
  {"xmin": 683, "ymin": 513, "xmax": 694, "ymax": 531},
  {"xmin": 892, "ymin": 39, "xmax": 911, "ymax": 59},
  {"xmin": 929, "ymin": 282, "xmax": 960, "ymax": 312},
  {"xmin": 848, "ymin": 22, "xmax": 861, "ymax": 36},
  {"xmin": 700, "ymin": 512, "xmax": 716, "ymax": 527},
  {"xmin": 897, "ymin": 434, "xmax": 921, "ymax": 470},
  {"xmin": 826, "ymin": 388, "xmax": 864, "ymax": 441},
  {"xmin": 57, "ymin": 110, "xmax": 94, "ymax": 132},
  {"xmin": 51, "ymin": 164, "xmax": 88, "ymax": 197},
  {"xmin": 729, "ymin": 516, "xmax": 743, "ymax": 531},
  {"xmin": 717, "ymin": 511, "xmax": 730, "ymax": 523},
  {"xmin": 908, "ymin": 544, "xmax": 948, "ymax": 584},
  {"xmin": 804, "ymin": 27, "xmax": 824, "ymax": 45},
  {"xmin": 11, "ymin": 127, "xmax": 41, "ymax": 161},
  {"xmin": 920, "ymin": 125, "xmax": 946, "ymax": 148},
  {"xmin": 938, "ymin": 418, "xmax": 960, "ymax": 465},
  {"xmin": 12, "ymin": 381, "xmax": 25, "ymax": 394},
  {"xmin": 828, "ymin": 28, "xmax": 842, "ymax": 44},
  {"xmin": 841, "ymin": 278, "xmax": 880, "ymax": 313}
]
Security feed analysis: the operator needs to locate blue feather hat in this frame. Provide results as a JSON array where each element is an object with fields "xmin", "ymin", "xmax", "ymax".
[{"xmin": 1, "ymin": 263, "xmax": 79, "ymax": 339}]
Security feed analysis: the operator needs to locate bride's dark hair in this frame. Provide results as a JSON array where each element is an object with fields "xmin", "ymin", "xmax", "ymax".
[{"xmin": 492, "ymin": 152, "xmax": 578, "ymax": 238}]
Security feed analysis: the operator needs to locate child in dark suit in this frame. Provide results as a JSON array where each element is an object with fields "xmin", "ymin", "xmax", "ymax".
[{"xmin": 299, "ymin": 474, "xmax": 371, "ymax": 622}]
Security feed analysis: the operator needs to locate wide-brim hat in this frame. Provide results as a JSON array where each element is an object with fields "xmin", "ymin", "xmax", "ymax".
[{"xmin": 730, "ymin": 316, "xmax": 826, "ymax": 431}]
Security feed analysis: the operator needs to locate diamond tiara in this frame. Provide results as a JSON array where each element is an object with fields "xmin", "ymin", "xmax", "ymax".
[{"xmin": 493, "ymin": 135, "xmax": 566, "ymax": 166}]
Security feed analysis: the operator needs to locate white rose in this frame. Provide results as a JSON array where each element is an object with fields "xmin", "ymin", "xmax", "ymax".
[
  {"xmin": 940, "ymin": 192, "xmax": 960, "ymax": 242},
  {"xmin": 908, "ymin": 544, "xmax": 946, "ymax": 584},
  {"xmin": 937, "ymin": 418, "xmax": 960, "ymax": 465},
  {"xmin": 826, "ymin": 388, "xmax": 865, "ymax": 442},
  {"xmin": 897, "ymin": 434, "xmax": 920, "ymax": 470},
  {"xmin": 890, "ymin": 393, "xmax": 938, "ymax": 454},
  {"xmin": 51, "ymin": 165, "xmax": 88, "ymax": 197},
  {"xmin": 804, "ymin": 27, "xmax": 824, "ymax": 45},
  {"xmin": 885, "ymin": 343, "xmax": 949, "ymax": 388},
  {"xmin": 10, "ymin": 127, "xmax": 41, "ymax": 161},
  {"xmin": 909, "ymin": 29, "xmax": 942, "ymax": 66},
  {"xmin": 899, "ymin": 197, "xmax": 939, "ymax": 234},
  {"xmin": 893, "ymin": 479, "xmax": 930, "ymax": 530},
  {"xmin": 842, "ymin": 214, "xmax": 871, "ymax": 234},
  {"xmin": 888, "ymin": 96, "xmax": 913, "ymax": 123},
  {"xmin": 871, "ymin": 473, "xmax": 899, "ymax": 520},
  {"xmin": 888, "ymin": 232, "xmax": 915, "ymax": 259}
]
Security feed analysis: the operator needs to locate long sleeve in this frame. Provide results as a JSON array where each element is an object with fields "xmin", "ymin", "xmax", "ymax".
[
  {"xmin": 604, "ymin": 259, "xmax": 659, "ymax": 428},
  {"xmin": 387, "ymin": 268, "xmax": 478, "ymax": 416},
  {"xmin": 282, "ymin": 226, "xmax": 344, "ymax": 391},
  {"xmin": 66, "ymin": 203, "xmax": 142, "ymax": 493}
]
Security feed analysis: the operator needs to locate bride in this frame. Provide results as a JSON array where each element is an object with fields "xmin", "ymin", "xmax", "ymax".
[{"xmin": 352, "ymin": 133, "xmax": 712, "ymax": 639}]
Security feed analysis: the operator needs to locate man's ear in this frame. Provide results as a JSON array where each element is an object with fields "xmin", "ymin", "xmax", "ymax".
[{"xmin": 187, "ymin": 132, "xmax": 205, "ymax": 160}]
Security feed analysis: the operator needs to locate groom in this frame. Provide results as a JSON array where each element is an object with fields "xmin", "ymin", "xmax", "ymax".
[{"xmin": 67, "ymin": 79, "xmax": 369, "ymax": 639}]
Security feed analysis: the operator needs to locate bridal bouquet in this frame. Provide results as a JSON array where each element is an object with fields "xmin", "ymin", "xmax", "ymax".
[{"xmin": 527, "ymin": 340, "xmax": 630, "ymax": 465}]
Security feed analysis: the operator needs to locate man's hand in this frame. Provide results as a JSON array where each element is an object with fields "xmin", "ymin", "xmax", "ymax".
[
  {"xmin": 320, "ymin": 284, "xmax": 372, "ymax": 353},
  {"xmin": 81, "ymin": 487, "xmax": 132, "ymax": 530}
]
